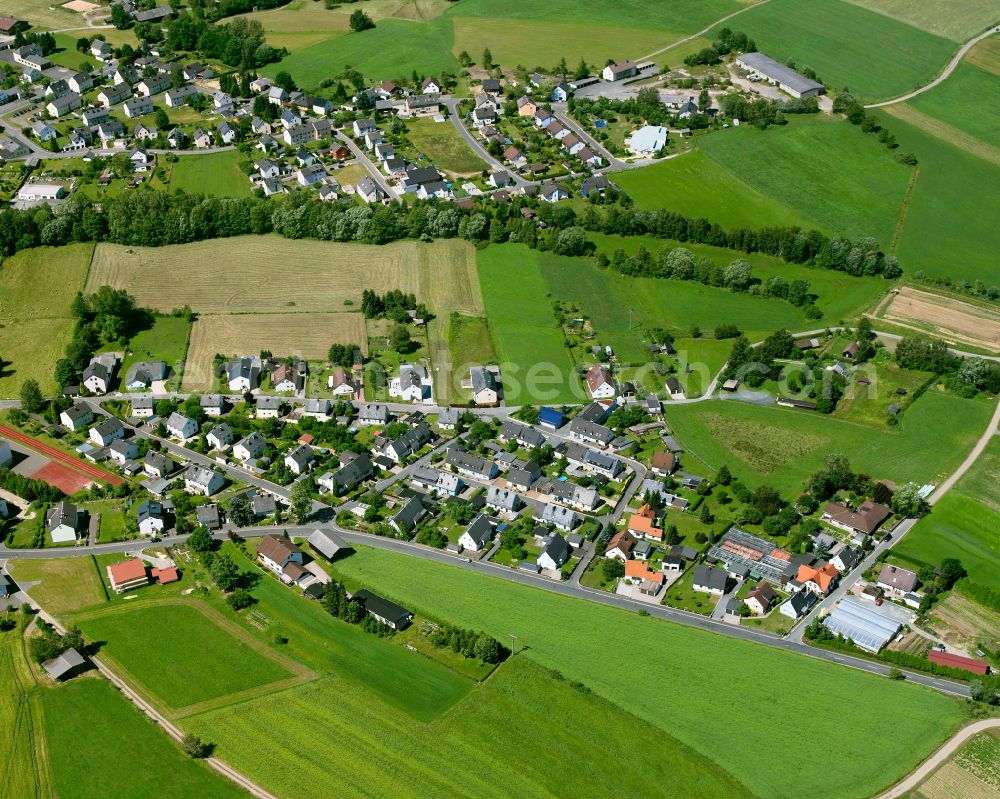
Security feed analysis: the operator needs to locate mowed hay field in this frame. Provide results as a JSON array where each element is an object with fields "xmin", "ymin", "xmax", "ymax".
[
  {"xmin": 844, "ymin": 0, "xmax": 1000, "ymax": 41},
  {"xmin": 876, "ymin": 287, "xmax": 1000, "ymax": 352},
  {"xmin": 330, "ymin": 546, "xmax": 963, "ymax": 799},
  {"xmin": 904, "ymin": 62, "xmax": 1000, "ymax": 152},
  {"xmin": 191, "ymin": 656, "xmax": 751, "ymax": 799},
  {"xmin": 896, "ymin": 437, "xmax": 1000, "ymax": 592},
  {"xmin": 0, "ymin": 243, "xmax": 94, "ymax": 397},
  {"xmin": 6, "ymin": 557, "xmax": 107, "ymax": 616},
  {"xmin": 713, "ymin": 0, "xmax": 958, "ymax": 101},
  {"xmin": 87, "ymin": 237, "xmax": 482, "ymax": 315},
  {"xmin": 0, "ymin": 630, "xmax": 53, "ymax": 799},
  {"xmin": 183, "ymin": 312, "xmax": 366, "ymax": 390}
]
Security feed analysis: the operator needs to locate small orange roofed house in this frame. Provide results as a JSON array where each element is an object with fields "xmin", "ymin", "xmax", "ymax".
[
  {"xmin": 107, "ymin": 558, "xmax": 149, "ymax": 594},
  {"xmin": 627, "ymin": 503, "xmax": 663, "ymax": 541},
  {"xmin": 795, "ymin": 562, "xmax": 839, "ymax": 595},
  {"xmin": 151, "ymin": 566, "xmax": 179, "ymax": 585},
  {"xmin": 624, "ymin": 559, "xmax": 665, "ymax": 594}
]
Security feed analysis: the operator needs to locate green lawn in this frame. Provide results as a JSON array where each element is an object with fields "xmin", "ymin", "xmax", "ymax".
[
  {"xmin": 328, "ymin": 546, "xmax": 964, "ymax": 799},
  {"xmin": 168, "ymin": 151, "xmax": 253, "ymax": 198},
  {"xmin": 48, "ymin": 34, "xmax": 97, "ymax": 71},
  {"xmin": 6, "ymin": 557, "xmax": 108, "ymax": 616},
  {"xmin": 76, "ymin": 603, "xmax": 294, "ymax": 711},
  {"xmin": 121, "ymin": 315, "xmax": 192, "ymax": 389},
  {"xmin": 714, "ymin": 0, "xmax": 959, "ymax": 101},
  {"xmin": 477, "ymin": 245, "xmax": 582, "ymax": 404},
  {"xmin": 263, "ymin": 19, "xmax": 457, "ymax": 87},
  {"xmin": 403, "ymin": 116, "xmax": 487, "ymax": 177},
  {"xmin": 833, "ymin": 360, "xmax": 933, "ymax": 426},
  {"xmin": 0, "ymin": 243, "xmax": 94, "ymax": 397},
  {"xmin": 895, "ymin": 436, "xmax": 1000, "ymax": 591},
  {"xmin": 662, "ymin": 567, "xmax": 719, "ymax": 614},
  {"xmin": 906, "ymin": 61, "xmax": 1000, "ymax": 149},
  {"xmin": 698, "ymin": 117, "xmax": 912, "ymax": 245},
  {"xmin": 191, "ymin": 655, "xmax": 750, "ymax": 799},
  {"xmin": 88, "ymin": 500, "xmax": 128, "ymax": 543},
  {"xmin": 873, "ymin": 107, "xmax": 1000, "ymax": 286},
  {"xmin": 664, "ymin": 390, "xmax": 994, "ymax": 494},
  {"xmin": 43, "ymin": 678, "xmax": 247, "ymax": 799},
  {"xmin": 614, "ymin": 149, "xmax": 822, "ymax": 231}
]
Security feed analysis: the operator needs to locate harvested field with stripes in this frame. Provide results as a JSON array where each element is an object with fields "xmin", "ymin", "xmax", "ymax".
[
  {"xmin": 875, "ymin": 287, "xmax": 1000, "ymax": 351},
  {"xmin": 87, "ymin": 237, "xmax": 483, "ymax": 316},
  {"xmin": 182, "ymin": 312, "xmax": 367, "ymax": 390}
]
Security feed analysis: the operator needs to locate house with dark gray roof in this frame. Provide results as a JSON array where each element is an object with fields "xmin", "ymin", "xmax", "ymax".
[
  {"xmin": 734, "ymin": 52, "xmax": 825, "ymax": 98},
  {"xmin": 693, "ymin": 565, "xmax": 729, "ymax": 595},
  {"xmin": 284, "ymin": 443, "xmax": 315, "ymax": 475},
  {"xmin": 319, "ymin": 453, "xmax": 373, "ymax": 495},
  {"xmin": 458, "ymin": 513, "xmax": 494, "ymax": 552},
  {"xmin": 390, "ymin": 495, "xmax": 426, "ymax": 534},
  {"xmin": 534, "ymin": 503, "xmax": 578, "ymax": 532},
  {"xmin": 537, "ymin": 532, "xmax": 570, "ymax": 570},
  {"xmin": 486, "ymin": 485, "xmax": 522, "ymax": 514},
  {"xmin": 353, "ymin": 589, "xmax": 413, "ymax": 629},
  {"xmin": 445, "ymin": 449, "xmax": 497, "ymax": 481}
]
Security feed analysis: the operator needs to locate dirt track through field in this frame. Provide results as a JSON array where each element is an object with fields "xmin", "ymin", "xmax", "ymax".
[
  {"xmin": 878, "ymin": 288, "xmax": 1000, "ymax": 352},
  {"xmin": 0, "ymin": 423, "xmax": 123, "ymax": 487},
  {"xmin": 884, "ymin": 104, "xmax": 1000, "ymax": 167}
]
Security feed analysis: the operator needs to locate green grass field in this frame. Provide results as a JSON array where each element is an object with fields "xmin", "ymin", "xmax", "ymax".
[
  {"xmin": 833, "ymin": 360, "xmax": 933, "ymax": 426},
  {"xmin": 192, "ymin": 656, "xmax": 751, "ymax": 799},
  {"xmin": 0, "ymin": 242, "xmax": 94, "ymax": 397},
  {"xmin": 698, "ymin": 118, "xmax": 911, "ymax": 244},
  {"xmin": 614, "ymin": 150, "xmax": 822, "ymax": 231},
  {"xmin": 49, "ymin": 34, "xmax": 98, "ymax": 71},
  {"xmin": 121, "ymin": 315, "xmax": 192, "ymax": 387},
  {"xmin": 0, "ymin": 630, "xmax": 52, "ymax": 799},
  {"xmin": 895, "ymin": 436, "xmax": 1000, "ymax": 590},
  {"xmin": 715, "ymin": 0, "xmax": 959, "ymax": 101},
  {"xmin": 43, "ymin": 678, "xmax": 248, "ymax": 799},
  {"xmin": 477, "ymin": 245, "xmax": 582, "ymax": 404},
  {"xmin": 872, "ymin": 108, "xmax": 1000, "ymax": 286},
  {"xmin": 263, "ymin": 19, "xmax": 458, "ymax": 87},
  {"xmin": 906, "ymin": 62, "xmax": 1000, "ymax": 150},
  {"xmin": 844, "ymin": 0, "xmax": 999, "ymax": 41},
  {"xmin": 586, "ymin": 233, "xmax": 887, "ymax": 326},
  {"xmin": 403, "ymin": 116, "xmax": 487, "ymax": 176},
  {"xmin": 664, "ymin": 390, "xmax": 994, "ymax": 494},
  {"xmin": 76, "ymin": 602, "xmax": 295, "ymax": 712},
  {"xmin": 168, "ymin": 151, "xmax": 253, "ymax": 198},
  {"xmin": 328, "ymin": 546, "xmax": 963, "ymax": 799}
]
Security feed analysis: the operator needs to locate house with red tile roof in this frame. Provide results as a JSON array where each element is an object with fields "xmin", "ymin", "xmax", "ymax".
[
  {"xmin": 792, "ymin": 562, "xmax": 839, "ymax": 595},
  {"xmin": 627, "ymin": 504, "xmax": 663, "ymax": 541},
  {"xmin": 107, "ymin": 558, "xmax": 149, "ymax": 594}
]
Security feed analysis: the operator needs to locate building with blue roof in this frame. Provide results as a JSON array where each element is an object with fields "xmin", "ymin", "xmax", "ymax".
[{"xmin": 538, "ymin": 407, "xmax": 564, "ymax": 429}]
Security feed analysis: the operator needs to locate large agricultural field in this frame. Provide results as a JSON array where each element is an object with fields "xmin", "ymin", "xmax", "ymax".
[
  {"xmin": 871, "ymin": 108, "xmax": 1000, "ymax": 286},
  {"xmin": 613, "ymin": 150, "xmax": 822, "ymax": 231},
  {"xmin": 663, "ymin": 390, "xmax": 995, "ymax": 494},
  {"xmin": 895, "ymin": 437, "xmax": 1000, "ymax": 592},
  {"xmin": 696, "ymin": 117, "xmax": 912, "ymax": 244},
  {"xmin": 0, "ymin": 629, "xmax": 52, "ymax": 799},
  {"xmin": 476, "ymin": 245, "xmax": 582, "ymax": 404},
  {"xmin": 904, "ymin": 62, "xmax": 1000, "ymax": 151},
  {"xmin": 86, "ymin": 237, "xmax": 482, "ymax": 315},
  {"xmin": 844, "ymin": 0, "xmax": 1000, "ymax": 42},
  {"xmin": 712, "ymin": 0, "xmax": 959, "ymax": 101},
  {"xmin": 183, "ymin": 312, "xmax": 367, "ymax": 390},
  {"xmin": 0, "ymin": 243, "xmax": 94, "ymax": 397},
  {"xmin": 328, "ymin": 546, "xmax": 964, "ymax": 799}
]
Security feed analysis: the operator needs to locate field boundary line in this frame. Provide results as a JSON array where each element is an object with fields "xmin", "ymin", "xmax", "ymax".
[
  {"xmin": 634, "ymin": 0, "xmax": 772, "ymax": 61},
  {"xmin": 73, "ymin": 597, "xmax": 318, "ymax": 719},
  {"xmin": 890, "ymin": 165, "xmax": 919, "ymax": 255}
]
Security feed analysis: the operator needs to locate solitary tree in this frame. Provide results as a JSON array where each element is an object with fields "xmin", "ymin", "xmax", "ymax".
[
  {"xmin": 482, "ymin": 48, "xmax": 493, "ymax": 69},
  {"xmin": 19, "ymin": 379, "xmax": 45, "ymax": 413},
  {"xmin": 349, "ymin": 9, "xmax": 375, "ymax": 32},
  {"xmin": 290, "ymin": 479, "xmax": 313, "ymax": 523}
]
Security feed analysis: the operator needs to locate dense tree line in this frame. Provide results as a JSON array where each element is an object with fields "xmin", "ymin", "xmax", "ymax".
[
  {"xmin": 0, "ymin": 188, "xmax": 900, "ymax": 282},
  {"xmin": 425, "ymin": 622, "xmax": 507, "ymax": 664},
  {"xmin": 684, "ymin": 28, "xmax": 756, "ymax": 66},
  {"xmin": 0, "ymin": 469, "xmax": 64, "ymax": 504}
]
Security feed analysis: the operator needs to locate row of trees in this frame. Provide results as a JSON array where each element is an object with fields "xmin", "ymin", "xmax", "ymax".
[{"xmin": 424, "ymin": 622, "xmax": 506, "ymax": 664}]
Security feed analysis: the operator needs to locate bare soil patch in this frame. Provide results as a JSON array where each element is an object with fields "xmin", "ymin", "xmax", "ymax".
[{"xmin": 876, "ymin": 287, "xmax": 1000, "ymax": 352}]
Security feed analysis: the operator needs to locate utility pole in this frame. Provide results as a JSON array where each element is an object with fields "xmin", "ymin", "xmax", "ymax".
[{"xmin": 509, "ymin": 633, "xmax": 517, "ymax": 657}]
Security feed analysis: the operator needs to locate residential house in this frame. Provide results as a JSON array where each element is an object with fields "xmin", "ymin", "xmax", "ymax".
[
  {"xmin": 90, "ymin": 417, "xmax": 125, "ymax": 447},
  {"xmin": 602, "ymin": 60, "xmax": 638, "ymax": 81},
  {"xmin": 129, "ymin": 148, "xmax": 153, "ymax": 172},
  {"xmin": 446, "ymin": 449, "xmax": 497, "ymax": 481},
  {"xmin": 206, "ymin": 423, "xmax": 234, "ymax": 450},
  {"xmin": 517, "ymin": 96, "xmax": 537, "ymax": 117},
  {"xmin": 821, "ymin": 500, "xmax": 891, "ymax": 537},
  {"xmin": 437, "ymin": 407, "xmax": 460, "ymax": 430},
  {"xmin": 137, "ymin": 75, "xmax": 170, "ymax": 97},
  {"xmin": 233, "ymin": 432, "xmax": 266, "ymax": 462},
  {"xmin": 200, "ymin": 394, "xmax": 225, "ymax": 417},
  {"xmin": 390, "ymin": 495, "xmax": 426, "ymax": 534},
  {"xmin": 47, "ymin": 501, "xmax": 81, "ymax": 543},
  {"xmin": 258, "ymin": 534, "xmax": 309, "ymax": 585},
  {"xmin": 410, "ymin": 466, "xmax": 462, "ymax": 497},
  {"xmin": 193, "ymin": 128, "xmax": 212, "ymax": 148},
  {"xmin": 107, "ymin": 558, "xmax": 149, "ymax": 593},
  {"xmin": 226, "ymin": 357, "xmax": 261, "ymax": 391},
  {"xmin": 567, "ymin": 417, "xmax": 614, "ymax": 448},
  {"xmin": 166, "ymin": 412, "xmax": 198, "ymax": 440},
  {"xmin": 506, "ymin": 462, "xmax": 541, "ymax": 491},
  {"xmin": 877, "ymin": 564, "xmax": 918, "ymax": 598},
  {"xmin": 356, "ymin": 177, "xmax": 386, "ymax": 204},
  {"xmin": 284, "ymin": 443, "xmax": 315, "ymax": 475},
  {"xmin": 308, "ymin": 528, "xmax": 348, "ymax": 561},
  {"xmin": 197, "ymin": 504, "xmax": 222, "ymax": 530},
  {"xmin": 31, "ymin": 121, "xmax": 57, "ymax": 141},
  {"xmin": 627, "ymin": 504, "xmax": 663, "ymax": 541},
  {"xmin": 628, "ymin": 125, "xmax": 668, "ymax": 155},
  {"xmin": 184, "ymin": 465, "xmax": 224, "ymax": 496},
  {"xmin": 745, "ymin": 583, "xmax": 778, "ymax": 615},
  {"xmin": 551, "ymin": 81, "xmax": 571, "ymax": 102},
  {"xmin": 124, "ymin": 361, "xmax": 167, "ymax": 389},
  {"xmin": 60, "ymin": 404, "xmax": 94, "ymax": 431},
  {"xmin": 123, "ymin": 96, "xmax": 153, "ymax": 118},
  {"xmin": 390, "ymin": 363, "xmax": 433, "ymax": 403},
  {"xmin": 585, "ymin": 365, "xmax": 616, "ymax": 400},
  {"xmin": 780, "ymin": 590, "xmax": 818, "ymax": 620},
  {"xmin": 143, "ymin": 451, "xmax": 176, "ymax": 479},
  {"xmin": 499, "ymin": 421, "xmax": 544, "ymax": 449},
  {"xmin": 165, "ymin": 85, "xmax": 199, "ymax": 107},
  {"xmin": 651, "ymin": 450, "xmax": 677, "ymax": 477},
  {"xmin": 470, "ymin": 366, "xmax": 499, "ymax": 404},
  {"xmin": 485, "ymin": 486, "xmax": 522, "ymax": 515},
  {"xmin": 693, "ymin": 565, "xmax": 729, "ymax": 595},
  {"xmin": 537, "ymin": 532, "xmax": 570, "ymax": 570},
  {"xmin": 791, "ymin": 562, "xmax": 839, "ymax": 595},
  {"xmin": 535, "ymin": 503, "xmax": 578, "ymax": 532},
  {"xmin": 353, "ymin": 589, "xmax": 413, "ymax": 630},
  {"xmin": 538, "ymin": 182, "xmax": 569, "ymax": 203},
  {"xmin": 108, "ymin": 439, "xmax": 139, "ymax": 464},
  {"xmin": 327, "ymin": 367, "xmax": 356, "ymax": 396},
  {"xmin": 98, "ymin": 83, "xmax": 131, "ymax": 108},
  {"xmin": 319, "ymin": 453, "xmax": 374, "ymax": 495},
  {"xmin": 82, "ymin": 354, "xmax": 117, "ymax": 394},
  {"xmin": 604, "ymin": 530, "xmax": 638, "ymax": 561},
  {"xmin": 831, "ymin": 545, "xmax": 864, "ymax": 574},
  {"xmin": 458, "ymin": 514, "xmax": 494, "ymax": 552},
  {"xmin": 136, "ymin": 500, "xmax": 165, "ymax": 536},
  {"xmin": 302, "ymin": 398, "xmax": 332, "ymax": 420},
  {"xmin": 421, "ymin": 77, "xmax": 441, "ymax": 94},
  {"xmin": 46, "ymin": 92, "xmax": 82, "ymax": 118},
  {"xmin": 256, "ymin": 396, "xmax": 285, "ymax": 419},
  {"xmin": 357, "ymin": 403, "xmax": 389, "ymax": 426}
]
